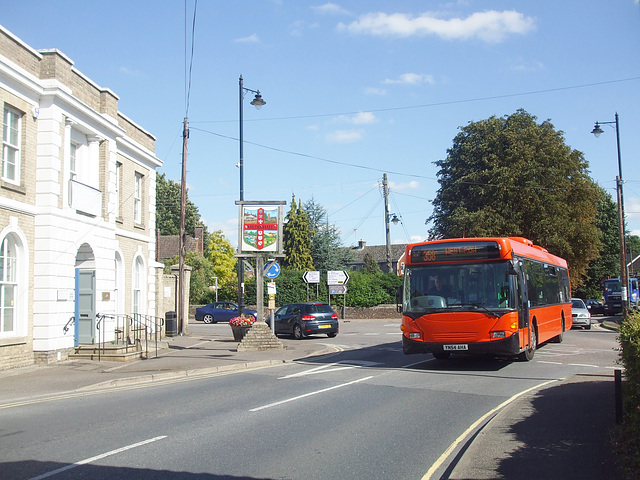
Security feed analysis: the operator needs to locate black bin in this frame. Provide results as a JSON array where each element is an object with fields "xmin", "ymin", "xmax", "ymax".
[{"xmin": 165, "ymin": 311, "xmax": 177, "ymax": 337}]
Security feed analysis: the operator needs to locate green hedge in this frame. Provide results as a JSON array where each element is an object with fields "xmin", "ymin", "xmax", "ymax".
[
  {"xmin": 230, "ymin": 269, "xmax": 402, "ymax": 308},
  {"xmin": 617, "ymin": 310, "xmax": 640, "ymax": 477}
]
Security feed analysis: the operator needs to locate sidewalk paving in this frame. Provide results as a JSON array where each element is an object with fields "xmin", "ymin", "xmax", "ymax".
[{"xmin": 0, "ymin": 318, "xmax": 624, "ymax": 479}]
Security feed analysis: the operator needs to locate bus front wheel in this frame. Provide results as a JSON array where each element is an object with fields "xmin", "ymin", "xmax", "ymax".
[{"xmin": 519, "ymin": 326, "xmax": 537, "ymax": 362}]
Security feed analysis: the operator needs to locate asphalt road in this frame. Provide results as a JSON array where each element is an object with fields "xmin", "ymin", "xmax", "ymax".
[{"xmin": 0, "ymin": 318, "xmax": 620, "ymax": 480}]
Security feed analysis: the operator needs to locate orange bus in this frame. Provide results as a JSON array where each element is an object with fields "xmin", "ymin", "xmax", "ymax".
[{"xmin": 398, "ymin": 237, "xmax": 572, "ymax": 361}]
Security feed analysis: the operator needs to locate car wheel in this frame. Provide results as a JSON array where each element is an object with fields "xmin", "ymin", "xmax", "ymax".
[
  {"xmin": 203, "ymin": 314, "xmax": 215, "ymax": 324},
  {"xmin": 432, "ymin": 351, "xmax": 451, "ymax": 360},
  {"xmin": 327, "ymin": 332, "xmax": 337, "ymax": 338},
  {"xmin": 293, "ymin": 324, "xmax": 304, "ymax": 340},
  {"xmin": 518, "ymin": 325, "xmax": 537, "ymax": 362}
]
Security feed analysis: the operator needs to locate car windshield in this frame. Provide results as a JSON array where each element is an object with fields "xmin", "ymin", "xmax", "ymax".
[
  {"xmin": 572, "ymin": 299, "xmax": 586, "ymax": 309},
  {"xmin": 403, "ymin": 261, "xmax": 516, "ymax": 314}
]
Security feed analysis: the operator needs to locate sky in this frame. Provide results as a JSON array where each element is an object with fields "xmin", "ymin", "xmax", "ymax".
[{"xmin": 3, "ymin": 1, "xmax": 640, "ymax": 251}]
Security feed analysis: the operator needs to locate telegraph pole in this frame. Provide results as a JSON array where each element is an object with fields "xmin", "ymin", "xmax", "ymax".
[
  {"xmin": 178, "ymin": 117, "xmax": 188, "ymax": 334},
  {"xmin": 383, "ymin": 173, "xmax": 392, "ymax": 272}
]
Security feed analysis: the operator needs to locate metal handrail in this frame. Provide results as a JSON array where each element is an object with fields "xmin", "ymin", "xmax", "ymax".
[
  {"xmin": 63, "ymin": 316, "xmax": 75, "ymax": 334},
  {"xmin": 131, "ymin": 314, "xmax": 165, "ymax": 359},
  {"xmin": 93, "ymin": 313, "xmax": 165, "ymax": 361}
]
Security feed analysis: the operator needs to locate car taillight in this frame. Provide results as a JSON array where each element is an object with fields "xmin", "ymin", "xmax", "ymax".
[
  {"xmin": 302, "ymin": 315, "xmax": 315, "ymax": 320},
  {"xmin": 331, "ymin": 314, "xmax": 338, "ymax": 319}
]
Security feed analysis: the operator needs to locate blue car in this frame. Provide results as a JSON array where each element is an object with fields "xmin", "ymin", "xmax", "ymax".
[{"xmin": 195, "ymin": 302, "xmax": 256, "ymax": 324}]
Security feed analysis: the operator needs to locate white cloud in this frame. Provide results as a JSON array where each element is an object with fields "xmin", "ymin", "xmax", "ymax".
[
  {"xmin": 338, "ymin": 10, "xmax": 535, "ymax": 43},
  {"xmin": 119, "ymin": 66, "xmax": 144, "ymax": 78},
  {"xmin": 334, "ymin": 111, "xmax": 377, "ymax": 125},
  {"xmin": 326, "ymin": 129, "xmax": 364, "ymax": 143},
  {"xmin": 390, "ymin": 180, "xmax": 420, "ymax": 191},
  {"xmin": 383, "ymin": 73, "xmax": 435, "ymax": 85},
  {"xmin": 234, "ymin": 34, "xmax": 260, "ymax": 43},
  {"xmin": 312, "ymin": 3, "xmax": 350, "ymax": 16},
  {"xmin": 365, "ymin": 87, "xmax": 387, "ymax": 95}
]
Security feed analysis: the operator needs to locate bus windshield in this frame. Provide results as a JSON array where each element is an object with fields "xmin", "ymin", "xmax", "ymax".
[{"xmin": 403, "ymin": 261, "xmax": 516, "ymax": 314}]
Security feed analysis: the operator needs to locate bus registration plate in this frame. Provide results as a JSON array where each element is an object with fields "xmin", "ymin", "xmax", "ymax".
[{"xmin": 443, "ymin": 344, "xmax": 468, "ymax": 351}]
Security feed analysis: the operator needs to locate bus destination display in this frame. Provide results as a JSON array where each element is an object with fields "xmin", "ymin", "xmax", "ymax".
[{"xmin": 410, "ymin": 240, "xmax": 501, "ymax": 264}]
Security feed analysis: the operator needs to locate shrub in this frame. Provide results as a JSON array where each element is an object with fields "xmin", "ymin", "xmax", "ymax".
[{"xmin": 617, "ymin": 311, "xmax": 640, "ymax": 477}]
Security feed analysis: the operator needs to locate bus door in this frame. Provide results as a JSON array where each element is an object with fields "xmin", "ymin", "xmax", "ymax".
[{"xmin": 516, "ymin": 261, "xmax": 532, "ymax": 349}]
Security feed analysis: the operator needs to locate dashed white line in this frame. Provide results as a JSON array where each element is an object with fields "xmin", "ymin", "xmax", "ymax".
[
  {"xmin": 250, "ymin": 376, "xmax": 374, "ymax": 412},
  {"xmin": 29, "ymin": 436, "xmax": 168, "ymax": 480}
]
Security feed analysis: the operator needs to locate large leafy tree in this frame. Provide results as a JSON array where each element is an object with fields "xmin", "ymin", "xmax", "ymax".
[
  {"xmin": 207, "ymin": 230, "xmax": 237, "ymax": 289},
  {"xmin": 302, "ymin": 197, "xmax": 353, "ymax": 271},
  {"xmin": 282, "ymin": 195, "xmax": 314, "ymax": 270},
  {"xmin": 575, "ymin": 187, "xmax": 619, "ymax": 298},
  {"xmin": 428, "ymin": 109, "xmax": 601, "ymax": 288},
  {"xmin": 156, "ymin": 173, "xmax": 208, "ymax": 251}
]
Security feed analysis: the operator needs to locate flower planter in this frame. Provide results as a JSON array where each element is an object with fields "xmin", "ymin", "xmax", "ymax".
[{"xmin": 231, "ymin": 325, "xmax": 251, "ymax": 342}]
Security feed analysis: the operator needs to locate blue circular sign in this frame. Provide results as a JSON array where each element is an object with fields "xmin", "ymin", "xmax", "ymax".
[{"xmin": 265, "ymin": 261, "xmax": 281, "ymax": 278}]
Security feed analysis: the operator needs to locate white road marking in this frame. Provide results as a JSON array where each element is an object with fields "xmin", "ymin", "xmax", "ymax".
[
  {"xmin": 28, "ymin": 436, "xmax": 168, "ymax": 480},
  {"xmin": 421, "ymin": 380, "xmax": 557, "ymax": 480},
  {"xmin": 279, "ymin": 360, "xmax": 381, "ymax": 379},
  {"xmin": 250, "ymin": 376, "xmax": 375, "ymax": 412}
]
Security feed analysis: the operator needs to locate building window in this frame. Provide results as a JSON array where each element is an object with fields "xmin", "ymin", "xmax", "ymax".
[
  {"xmin": 133, "ymin": 256, "xmax": 144, "ymax": 314},
  {"xmin": 134, "ymin": 172, "xmax": 143, "ymax": 224},
  {"xmin": 69, "ymin": 142, "xmax": 78, "ymax": 180},
  {"xmin": 2, "ymin": 107, "xmax": 21, "ymax": 185},
  {"xmin": 0, "ymin": 236, "xmax": 17, "ymax": 334},
  {"xmin": 115, "ymin": 162, "xmax": 122, "ymax": 219}
]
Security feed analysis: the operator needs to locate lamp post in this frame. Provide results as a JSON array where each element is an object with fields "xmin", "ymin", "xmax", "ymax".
[
  {"xmin": 238, "ymin": 75, "xmax": 266, "ymax": 315},
  {"xmin": 592, "ymin": 113, "xmax": 628, "ymax": 316}
]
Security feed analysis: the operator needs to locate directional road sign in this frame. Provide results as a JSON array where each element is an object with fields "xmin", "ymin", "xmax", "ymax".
[
  {"xmin": 264, "ymin": 261, "xmax": 281, "ymax": 279},
  {"xmin": 303, "ymin": 271, "xmax": 320, "ymax": 284},
  {"xmin": 327, "ymin": 270, "xmax": 349, "ymax": 285}
]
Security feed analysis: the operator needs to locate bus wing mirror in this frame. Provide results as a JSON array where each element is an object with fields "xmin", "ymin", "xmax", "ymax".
[{"xmin": 507, "ymin": 261, "xmax": 518, "ymax": 276}]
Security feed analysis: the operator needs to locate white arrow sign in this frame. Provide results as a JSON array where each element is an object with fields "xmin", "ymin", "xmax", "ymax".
[
  {"xmin": 327, "ymin": 270, "xmax": 349, "ymax": 285},
  {"xmin": 303, "ymin": 271, "xmax": 320, "ymax": 284}
]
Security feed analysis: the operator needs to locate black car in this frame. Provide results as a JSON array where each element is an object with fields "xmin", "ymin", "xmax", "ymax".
[
  {"xmin": 585, "ymin": 299, "xmax": 606, "ymax": 316},
  {"xmin": 271, "ymin": 302, "xmax": 339, "ymax": 339}
]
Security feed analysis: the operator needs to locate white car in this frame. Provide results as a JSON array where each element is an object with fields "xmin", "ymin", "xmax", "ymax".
[{"xmin": 571, "ymin": 298, "xmax": 591, "ymax": 330}]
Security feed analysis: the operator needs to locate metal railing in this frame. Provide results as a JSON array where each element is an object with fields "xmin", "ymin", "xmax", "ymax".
[
  {"xmin": 95, "ymin": 313, "xmax": 165, "ymax": 361},
  {"xmin": 131, "ymin": 313, "xmax": 165, "ymax": 359},
  {"xmin": 63, "ymin": 316, "xmax": 75, "ymax": 334}
]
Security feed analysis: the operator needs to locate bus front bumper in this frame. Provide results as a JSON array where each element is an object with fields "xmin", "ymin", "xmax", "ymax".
[{"xmin": 402, "ymin": 332, "xmax": 520, "ymax": 357}]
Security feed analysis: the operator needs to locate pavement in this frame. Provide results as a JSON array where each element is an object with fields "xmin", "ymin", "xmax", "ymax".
[{"xmin": 0, "ymin": 318, "xmax": 624, "ymax": 479}]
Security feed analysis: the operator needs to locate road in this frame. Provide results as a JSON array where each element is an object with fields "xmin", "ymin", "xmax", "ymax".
[{"xmin": 0, "ymin": 318, "xmax": 620, "ymax": 480}]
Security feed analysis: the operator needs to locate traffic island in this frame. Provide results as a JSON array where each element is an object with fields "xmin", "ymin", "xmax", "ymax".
[{"xmin": 237, "ymin": 322, "xmax": 286, "ymax": 351}]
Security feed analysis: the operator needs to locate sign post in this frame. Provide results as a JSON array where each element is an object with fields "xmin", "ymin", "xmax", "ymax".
[
  {"xmin": 303, "ymin": 270, "xmax": 320, "ymax": 301},
  {"xmin": 327, "ymin": 270, "xmax": 350, "ymax": 319}
]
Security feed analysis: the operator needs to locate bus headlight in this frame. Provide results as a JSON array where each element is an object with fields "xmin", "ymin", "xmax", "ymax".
[{"xmin": 492, "ymin": 331, "xmax": 506, "ymax": 338}]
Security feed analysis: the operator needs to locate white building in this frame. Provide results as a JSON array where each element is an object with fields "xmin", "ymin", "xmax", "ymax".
[{"xmin": 0, "ymin": 25, "xmax": 163, "ymax": 369}]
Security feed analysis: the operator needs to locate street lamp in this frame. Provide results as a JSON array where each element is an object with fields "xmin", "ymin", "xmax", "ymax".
[
  {"xmin": 592, "ymin": 113, "xmax": 628, "ymax": 315},
  {"xmin": 238, "ymin": 75, "xmax": 266, "ymax": 315}
]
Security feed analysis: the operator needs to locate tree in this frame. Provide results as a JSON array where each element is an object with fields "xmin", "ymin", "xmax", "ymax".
[
  {"xmin": 282, "ymin": 195, "xmax": 314, "ymax": 270},
  {"xmin": 207, "ymin": 230, "xmax": 237, "ymax": 291},
  {"xmin": 156, "ymin": 172, "xmax": 208, "ymax": 252},
  {"xmin": 302, "ymin": 197, "xmax": 354, "ymax": 271},
  {"xmin": 163, "ymin": 250, "xmax": 215, "ymax": 304},
  {"xmin": 575, "ymin": 187, "xmax": 619, "ymax": 299},
  {"xmin": 428, "ymin": 109, "xmax": 601, "ymax": 289}
]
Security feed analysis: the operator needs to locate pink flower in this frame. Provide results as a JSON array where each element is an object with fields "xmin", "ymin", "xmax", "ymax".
[{"xmin": 229, "ymin": 315, "xmax": 256, "ymax": 327}]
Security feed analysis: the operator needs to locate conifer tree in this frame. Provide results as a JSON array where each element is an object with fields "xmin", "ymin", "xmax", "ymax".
[{"xmin": 283, "ymin": 195, "xmax": 314, "ymax": 270}]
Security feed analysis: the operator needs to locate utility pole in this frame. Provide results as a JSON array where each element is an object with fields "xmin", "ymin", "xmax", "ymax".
[
  {"xmin": 383, "ymin": 173, "xmax": 392, "ymax": 272},
  {"xmin": 178, "ymin": 117, "xmax": 188, "ymax": 335}
]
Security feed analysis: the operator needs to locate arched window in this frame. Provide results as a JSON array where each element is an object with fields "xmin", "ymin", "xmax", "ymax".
[
  {"xmin": 0, "ymin": 235, "xmax": 18, "ymax": 334},
  {"xmin": 132, "ymin": 255, "xmax": 145, "ymax": 315}
]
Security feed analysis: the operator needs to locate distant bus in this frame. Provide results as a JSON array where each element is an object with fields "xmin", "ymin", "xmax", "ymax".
[{"xmin": 398, "ymin": 237, "xmax": 572, "ymax": 361}]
